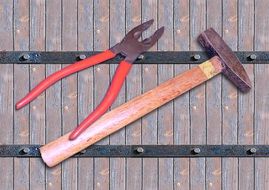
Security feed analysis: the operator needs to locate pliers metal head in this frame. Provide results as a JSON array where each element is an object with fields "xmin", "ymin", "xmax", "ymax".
[{"xmin": 111, "ymin": 19, "xmax": 164, "ymax": 63}]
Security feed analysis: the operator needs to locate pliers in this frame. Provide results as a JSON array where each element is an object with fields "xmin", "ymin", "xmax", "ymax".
[{"xmin": 16, "ymin": 19, "xmax": 164, "ymax": 140}]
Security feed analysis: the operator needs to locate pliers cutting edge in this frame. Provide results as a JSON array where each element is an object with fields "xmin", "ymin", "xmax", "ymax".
[{"xmin": 16, "ymin": 19, "xmax": 164, "ymax": 140}]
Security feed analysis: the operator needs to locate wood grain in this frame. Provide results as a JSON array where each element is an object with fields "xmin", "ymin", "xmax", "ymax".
[
  {"xmin": 141, "ymin": 0, "xmax": 157, "ymax": 189},
  {"xmin": 205, "ymin": 1, "xmax": 222, "ymax": 190},
  {"xmin": 93, "ymin": 1, "xmax": 110, "ymax": 189},
  {"xmin": 13, "ymin": 1, "xmax": 30, "ymax": 189},
  {"xmin": 45, "ymin": 0, "xmax": 62, "ymax": 189},
  {"xmin": 158, "ymin": 0, "xmax": 174, "ymax": 189},
  {"xmin": 190, "ymin": 1, "xmax": 206, "ymax": 190},
  {"xmin": 62, "ymin": 0, "xmax": 78, "ymax": 189},
  {"xmin": 40, "ymin": 57, "xmax": 222, "ymax": 167},
  {"xmin": 125, "ymin": 1, "xmax": 142, "ymax": 190},
  {"xmin": 238, "ymin": 1, "xmax": 255, "ymax": 190},
  {"xmin": 109, "ymin": 0, "xmax": 126, "ymax": 189},
  {"xmin": 173, "ymin": 1, "xmax": 190, "ymax": 189},
  {"xmin": 77, "ymin": 0, "xmax": 94, "ymax": 190},
  {"xmin": 0, "ymin": 1, "xmax": 13, "ymax": 190},
  {"xmin": 222, "ymin": 1, "xmax": 238, "ymax": 190},
  {"xmin": 29, "ymin": 0, "xmax": 46, "ymax": 189},
  {"xmin": 255, "ymin": 0, "xmax": 269, "ymax": 189}
]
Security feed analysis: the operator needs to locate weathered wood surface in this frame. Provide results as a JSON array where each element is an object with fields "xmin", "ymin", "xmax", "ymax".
[
  {"xmin": 45, "ymin": 0, "xmax": 62, "ymax": 189},
  {"xmin": 255, "ymin": 1, "xmax": 269, "ymax": 189},
  {"xmin": 0, "ymin": 0, "xmax": 267, "ymax": 189},
  {"xmin": 222, "ymin": 1, "xmax": 238, "ymax": 190},
  {"xmin": 238, "ymin": 1, "xmax": 255, "ymax": 190},
  {"xmin": 206, "ymin": 1, "xmax": 222, "ymax": 189},
  {"xmin": 77, "ymin": 0, "xmax": 94, "ymax": 189}
]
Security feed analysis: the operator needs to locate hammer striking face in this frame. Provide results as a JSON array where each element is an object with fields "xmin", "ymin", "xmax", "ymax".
[{"xmin": 198, "ymin": 28, "xmax": 251, "ymax": 92}]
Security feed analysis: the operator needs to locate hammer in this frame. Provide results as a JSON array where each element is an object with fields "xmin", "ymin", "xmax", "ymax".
[{"xmin": 40, "ymin": 28, "xmax": 251, "ymax": 167}]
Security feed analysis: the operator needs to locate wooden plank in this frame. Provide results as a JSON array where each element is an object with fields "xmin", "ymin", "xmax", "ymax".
[
  {"xmin": 238, "ymin": 1, "xmax": 255, "ymax": 190},
  {"xmin": 0, "ymin": 1, "xmax": 13, "ymax": 190},
  {"xmin": 255, "ymin": 0, "xmax": 269, "ymax": 189},
  {"xmin": 13, "ymin": 1, "xmax": 30, "ymax": 189},
  {"xmin": 205, "ymin": 1, "xmax": 222, "ymax": 189},
  {"xmin": 77, "ymin": 0, "xmax": 94, "ymax": 190},
  {"xmin": 189, "ymin": 1, "xmax": 206, "ymax": 190},
  {"xmin": 93, "ymin": 1, "xmax": 110, "ymax": 189},
  {"xmin": 109, "ymin": 0, "xmax": 126, "ymax": 190},
  {"xmin": 125, "ymin": 1, "xmax": 142, "ymax": 189},
  {"xmin": 61, "ymin": 0, "xmax": 78, "ymax": 189},
  {"xmin": 157, "ymin": 0, "xmax": 174, "ymax": 189},
  {"xmin": 173, "ymin": 0, "xmax": 190, "ymax": 189},
  {"xmin": 141, "ymin": 0, "xmax": 157, "ymax": 189},
  {"xmin": 222, "ymin": 1, "xmax": 238, "ymax": 189},
  {"xmin": 45, "ymin": 0, "xmax": 62, "ymax": 189},
  {"xmin": 29, "ymin": 0, "xmax": 46, "ymax": 189}
]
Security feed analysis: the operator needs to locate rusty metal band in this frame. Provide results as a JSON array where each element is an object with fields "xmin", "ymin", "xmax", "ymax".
[
  {"xmin": 0, "ymin": 145, "xmax": 268, "ymax": 157},
  {"xmin": 0, "ymin": 51, "xmax": 266, "ymax": 64}
]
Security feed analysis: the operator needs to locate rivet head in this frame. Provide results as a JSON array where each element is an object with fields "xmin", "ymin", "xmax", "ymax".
[
  {"xmin": 21, "ymin": 53, "xmax": 30, "ymax": 61},
  {"xmin": 193, "ymin": 54, "xmax": 200, "ymax": 61},
  {"xmin": 248, "ymin": 147, "xmax": 257, "ymax": 154},
  {"xmin": 249, "ymin": 54, "xmax": 257, "ymax": 60},
  {"xmin": 192, "ymin": 147, "xmax": 201, "ymax": 154},
  {"xmin": 78, "ymin": 54, "xmax": 86, "ymax": 60},
  {"xmin": 21, "ymin": 147, "xmax": 30, "ymax": 154},
  {"xmin": 137, "ymin": 54, "xmax": 144, "ymax": 60},
  {"xmin": 136, "ymin": 147, "xmax": 144, "ymax": 153}
]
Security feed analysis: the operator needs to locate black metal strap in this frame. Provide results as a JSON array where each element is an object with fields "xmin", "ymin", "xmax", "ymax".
[
  {"xmin": 1, "ymin": 145, "xmax": 268, "ymax": 158},
  {"xmin": 0, "ymin": 51, "xmax": 267, "ymax": 64}
]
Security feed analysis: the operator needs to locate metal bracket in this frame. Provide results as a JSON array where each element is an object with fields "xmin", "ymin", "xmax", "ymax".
[
  {"xmin": 0, "ymin": 51, "xmax": 267, "ymax": 64},
  {"xmin": 1, "ymin": 145, "xmax": 268, "ymax": 158}
]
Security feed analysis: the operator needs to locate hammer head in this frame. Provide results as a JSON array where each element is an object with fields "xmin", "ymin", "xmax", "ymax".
[{"xmin": 198, "ymin": 28, "xmax": 251, "ymax": 92}]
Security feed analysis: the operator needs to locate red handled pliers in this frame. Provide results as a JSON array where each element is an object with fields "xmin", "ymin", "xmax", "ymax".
[{"xmin": 16, "ymin": 19, "xmax": 164, "ymax": 140}]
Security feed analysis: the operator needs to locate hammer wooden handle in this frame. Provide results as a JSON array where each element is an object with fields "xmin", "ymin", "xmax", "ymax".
[{"xmin": 40, "ymin": 56, "xmax": 222, "ymax": 167}]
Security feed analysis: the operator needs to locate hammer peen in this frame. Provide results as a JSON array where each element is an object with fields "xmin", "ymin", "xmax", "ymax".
[{"xmin": 40, "ymin": 28, "xmax": 251, "ymax": 167}]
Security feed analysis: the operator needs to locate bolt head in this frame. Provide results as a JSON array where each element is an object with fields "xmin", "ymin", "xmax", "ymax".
[
  {"xmin": 193, "ymin": 54, "xmax": 201, "ymax": 61},
  {"xmin": 21, "ymin": 54, "xmax": 30, "ymax": 60},
  {"xmin": 249, "ymin": 147, "xmax": 257, "ymax": 154},
  {"xmin": 78, "ymin": 54, "xmax": 86, "ymax": 60},
  {"xmin": 137, "ymin": 54, "xmax": 144, "ymax": 60},
  {"xmin": 193, "ymin": 147, "xmax": 201, "ymax": 154},
  {"xmin": 22, "ymin": 147, "xmax": 30, "ymax": 154},
  {"xmin": 249, "ymin": 54, "xmax": 257, "ymax": 60},
  {"xmin": 80, "ymin": 149, "xmax": 87, "ymax": 154},
  {"xmin": 136, "ymin": 147, "xmax": 144, "ymax": 153}
]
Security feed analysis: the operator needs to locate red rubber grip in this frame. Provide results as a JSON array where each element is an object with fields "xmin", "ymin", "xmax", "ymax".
[
  {"xmin": 16, "ymin": 50, "xmax": 116, "ymax": 109},
  {"xmin": 69, "ymin": 60, "xmax": 132, "ymax": 140}
]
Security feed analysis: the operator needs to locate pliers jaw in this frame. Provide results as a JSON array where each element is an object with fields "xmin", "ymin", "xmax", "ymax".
[{"xmin": 111, "ymin": 19, "xmax": 164, "ymax": 63}]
